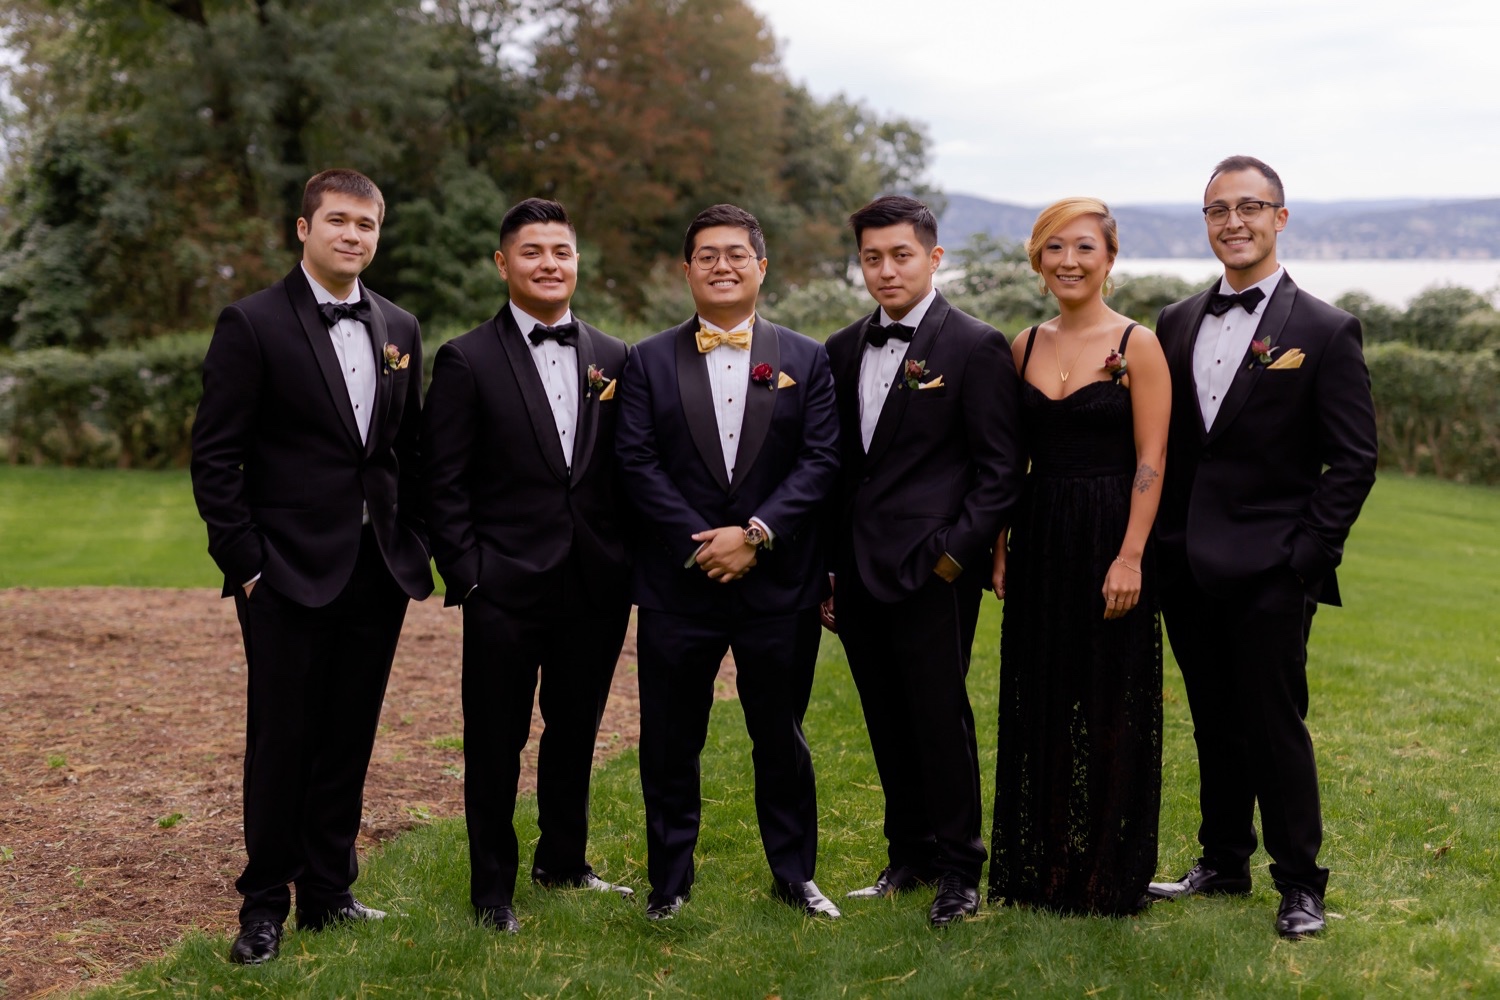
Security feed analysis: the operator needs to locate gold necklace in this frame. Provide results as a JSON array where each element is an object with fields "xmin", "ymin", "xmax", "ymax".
[{"xmin": 1053, "ymin": 328, "xmax": 1092, "ymax": 383}]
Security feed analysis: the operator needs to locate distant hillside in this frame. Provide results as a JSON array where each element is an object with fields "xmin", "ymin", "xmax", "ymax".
[{"xmin": 941, "ymin": 193, "xmax": 1500, "ymax": 259}]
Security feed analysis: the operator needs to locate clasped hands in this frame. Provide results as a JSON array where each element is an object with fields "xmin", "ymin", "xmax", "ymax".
[{"xmin": 691, "ymin": 526, "xmax": 758, "ymax": 583}]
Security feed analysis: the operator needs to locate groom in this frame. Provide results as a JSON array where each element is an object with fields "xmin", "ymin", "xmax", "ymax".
[
  {"xmin": 615, "ymin": 203, "xmax": 841, "ymax": 921},
  {"xmin": 1148, "ymin": 156, "xmax": 1378, "ymax": 939}
]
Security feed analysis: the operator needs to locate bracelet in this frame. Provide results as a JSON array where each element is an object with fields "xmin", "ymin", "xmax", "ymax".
[{"xmin": 1113, "ymin": 557, "xmax": 1140, "ymax": 573}]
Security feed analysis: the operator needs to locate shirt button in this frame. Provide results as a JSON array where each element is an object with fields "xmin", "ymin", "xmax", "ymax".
[{"xmin": 728, "ymin": 398, "xmax": 734, "ymax": 403}]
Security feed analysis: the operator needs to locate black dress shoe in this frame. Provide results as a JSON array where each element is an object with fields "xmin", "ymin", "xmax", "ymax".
[
  {"xmin": 532, "ymin": 866, "xmax": 635, "ymax": 898},
  {"xmin": 1275, "ymin": 888, "xmax": 1325, "ymax": 939},
  {"xmin": 296, "ymin": 899, "xmax": 388, "ymax": 932},
  {"xmin": 846, "ymin": 865, "xmax": 935, "ymax": 899},
  {"xmin": 771, "ymin": 879, "xmax": 841, "ymax": 918},
  {"xmin": 928, "ymin": 875, "xmax": 980, "ymax": 927},
  {"xmin": 645, "ymin": 893, "xmax": 688, "ymax": 921},
  {"xmin": 1146, "ymin": 862, "xmax": 1252, "ymax": 901},
  {"xmin": 229, "ymin": 920, "xmax": 282, "ymax": 965},
  {"xmin": 476, "ymin": 905, "xmax": 520, "ymax": 934}
]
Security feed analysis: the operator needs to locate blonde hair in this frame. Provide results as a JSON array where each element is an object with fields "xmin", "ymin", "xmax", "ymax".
[{"xmin": 1026, "ymin": 197, "xmax": 1118, "ymax": 273}]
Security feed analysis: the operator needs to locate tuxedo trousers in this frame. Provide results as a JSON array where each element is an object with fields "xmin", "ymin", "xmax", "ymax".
[
  {"xmin": 636, "ymin": 604, "xmax": 822, "ymax": 902},
  {"xmin": 1160, "ymin": 572, "xmax": 1328, "ymax": 896},
  {"xmin": 460, "ymin": 560, "xmax": 630, "ymax": 909},
  {"xmin": 232, "ymin": 524, "xmax": 408, "ymax": 924},
  {"xmin": 838, "ymin": 569, "xmax": 986, "ymax": 884}
]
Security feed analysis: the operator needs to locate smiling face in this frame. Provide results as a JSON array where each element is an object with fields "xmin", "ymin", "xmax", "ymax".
[
  {"xmin": 1204, "ymin": 168, "xmax": 1288, "ymax": 289},
  {"xmin": 683, "ymin": 224, "xmax": 767, "ymax": 327},
  {"xmin": 297, "ymin": 193, "xmax": 381, "ymax": 298},
  {"xmin": 495, "ymin": 221, "xmax": 578, "ymax": 324},
  {"xmin": 1039, "ymin": 215, "xmax": 1113, "ymax": 304},
  {"xmin": 857, "ymin": 223, "xmax": 942, "ymax": 320}
]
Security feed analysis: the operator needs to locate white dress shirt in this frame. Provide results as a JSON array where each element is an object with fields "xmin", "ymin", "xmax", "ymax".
[
  {"xmin": 858, "ymin": 287, "xmax": 936, "ymax": 450},
  {"xmin": 1193, "ymin": 267, "xmax": 1285, "ymax": 429},
  {"xmin": 303, "ymin": 263, "xmax": 377, "ymax": 445},
  {"xmin": 700, "ymin": 315, "xmax": 753, "ymax": 481},
  {"xmin": 510, "ymin": 302, "xmax": 580, "ymax": 471}
]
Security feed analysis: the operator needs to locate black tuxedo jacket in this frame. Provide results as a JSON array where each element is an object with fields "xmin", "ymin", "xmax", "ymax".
[
  {"xmin": 421, "ymin": 307, "xmax": 632, "ymax": 609},
  {"xmin": 825, "ymin": 292, "xmax": 1023, "ymax": 602},
  {"xmin": 1155, "ymin": 272, "xmax": 1378, "ymax": 606},
  {"xmin": 191, "ymin": 265, "xmax": 434, "ymax": 606},
  {"xmin": 615, "ymin": 315, "xmax": 840, "ymax": 616}
]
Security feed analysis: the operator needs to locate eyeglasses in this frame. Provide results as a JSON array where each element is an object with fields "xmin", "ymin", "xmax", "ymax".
[
  {"xmin": 1202, "ymin": 200, "xmax": 1283, "ymax": 225},
  {"xmin": 692, "ymin": 247, "xmax": 757, "ymax": 270}
]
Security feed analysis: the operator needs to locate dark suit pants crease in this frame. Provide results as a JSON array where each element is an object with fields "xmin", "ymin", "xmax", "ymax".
[
  {"xmin": 1161, "ymin": 574, "xmax": 1329, "ymax": 896},
  {"xmin": 636, "ymin": 605, "xmax": 822, "ymax": 901},
  {"xmin": 838, "ymin": 569, "xmax": 986, "ymax": 883},
  {"xmin": 233, "ymin": 524, "xmax": 408, "ymax": 924},
  {"xmin": 461, "ymin": 563, "xmax": 630, "ymax": 909}
]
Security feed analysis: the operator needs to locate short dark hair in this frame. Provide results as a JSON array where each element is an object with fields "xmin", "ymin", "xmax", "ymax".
[
  {"xmin": 499, "ymin": 197, "xmax": 576, "ymax": 250},
  {"xmin": 1206, "ymin": 155, "xmax": 1285, "ymax": 204},
  {"xmin": 683, "ymin": 204, "xmax": 766, "ymax": 262},
  {"xmin": 849, "ymin": 195, "xmax": 939, "ymax": 251},
  {"xmin": 301, "ymin": 169, "xmax": 385, "ymax": 225}
]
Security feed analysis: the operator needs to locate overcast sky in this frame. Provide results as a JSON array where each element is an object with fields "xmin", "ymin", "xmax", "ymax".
[{"xmin": 749, "ymin": 0, "xmax": 1494, "ymax": 206}]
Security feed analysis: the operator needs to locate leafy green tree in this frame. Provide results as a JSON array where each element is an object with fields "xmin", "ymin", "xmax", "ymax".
[
  {"xmin": 1397, "ymin": 285, "xmax": 1494, "ymax": 350},
  {"xmin": 1335, "ymin": 291, "xmax": 1401, "ymax": 343}
]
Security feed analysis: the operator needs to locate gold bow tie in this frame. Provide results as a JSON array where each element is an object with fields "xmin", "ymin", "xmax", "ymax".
[{"xmin": 696, "ymin": 326, "xmax": 752, "ymax": 353}]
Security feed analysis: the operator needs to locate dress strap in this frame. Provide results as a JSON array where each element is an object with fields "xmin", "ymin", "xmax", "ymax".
[
  {"xmin": 1118, "ymin": 322, "xmax": 1138, "ymax": 354},
  {"xmin": 1019, "ymin": 326, "xmax": 1039, "ymax": 379}
]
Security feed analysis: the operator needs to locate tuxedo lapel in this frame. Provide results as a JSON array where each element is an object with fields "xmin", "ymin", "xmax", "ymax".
[
  {"xmin": 569, "ymin": 322, "xmax": 602, "ymax": 487},
  {"xmin": 364, "ymin": 283, "xmax": 392, "ymax": 460},
  {"xmin": 1206, "ymin": 276, "xmax": 1298, "ymax": 443},
  {"xmin": 1171, "ymin": 284, "xmax": 1216, "ymax": 440},
  {"xmin": 837, "ymin": 310, "xmax": 875, "ymax": 456},
  {"xmin": 865, "ymin": 296, "xmax": 946, "ymax": 469},
  {"xmin": 286, "ymin": 267, "xmax": 363, "ymax": 452},
  {"xmin": 495, "ymin": 309, "xmax": 571, "ymax": 483},
  {"xmin": 674, "ymin": 317, "xmax": 732, "ymax": 492},
  {"xmin": 730, "ymin": 316, "xmax": 781, "ymax": 486}
]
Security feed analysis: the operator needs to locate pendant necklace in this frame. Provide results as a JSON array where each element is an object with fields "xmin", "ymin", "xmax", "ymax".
[{"xmin": 1054, "ymin": 328, "xmax": 1091, "ymax": 383}]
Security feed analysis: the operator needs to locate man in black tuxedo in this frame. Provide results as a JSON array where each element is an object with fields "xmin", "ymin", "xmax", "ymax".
[
  {"xmin": 422, "ymin": 198, "xmax": 634, "ymax": 934},
  {"xmin": 824, "ymin": 195, "xmax": 1022, "ymax": 927},
  {"xmin": 615, "ymin": 204, "xmax": 841, "ymax": 921},
  {"xmin": 190, "ymin": 169, "xmax": 434, "ymax": 964},
  {"xmin": 1147, "ymin": 156, "xmax": 1378, "ymax": 939}
]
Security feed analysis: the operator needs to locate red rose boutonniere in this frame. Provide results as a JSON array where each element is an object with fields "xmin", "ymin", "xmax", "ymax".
[
  {"xmin": 1249, "ymin": 338, "xmax": 1279, "ymax": 369},
  {"xmin": 751, "ymin": 362, "xmax": 775, "ymax": 389},
  {"xmin": 1103, "ymin": 350, "xmax": 1127, "ymax": 380},
  {"xmin": 902, "ymin": 358, "xmax": 930, "ymax": 390},
  {"xmin": 382, "ymin": 343, "xmax": 410, "ymax": 373},
  {"xmin": 586, "ymin": 364, "xmax": 608, "ymax": 398}
]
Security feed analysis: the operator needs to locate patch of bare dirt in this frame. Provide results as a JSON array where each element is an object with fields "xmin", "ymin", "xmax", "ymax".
[{"xmin": 0, "ymin": 588, "xmax": 732, "ymax": 998}]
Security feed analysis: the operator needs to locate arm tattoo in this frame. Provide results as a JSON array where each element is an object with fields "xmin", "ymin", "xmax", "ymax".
[{"xmin": 1133, "ymin": 463, "xmax": 1159, "ymax": 495}]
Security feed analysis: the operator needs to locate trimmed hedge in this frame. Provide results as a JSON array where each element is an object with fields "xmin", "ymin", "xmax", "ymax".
[{"xmin": 4, "ymin": 334, "xmax": 1499, "ymax": 484}]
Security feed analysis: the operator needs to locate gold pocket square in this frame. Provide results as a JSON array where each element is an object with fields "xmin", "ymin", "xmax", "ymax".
[
  {"xmin": 599, "ymin": 379, "xmax": 617, "ymax": 401},
  {"xmin": 1268, "ymin": 349, "xmax": 1304, "ymax": 370},
  {"xmin": 918, "ymin": 375, "xmax": 945, "ymax": 390},
  {"xmin": 777, "ymin": 371, "xmax": 797, "ymax": 389}
]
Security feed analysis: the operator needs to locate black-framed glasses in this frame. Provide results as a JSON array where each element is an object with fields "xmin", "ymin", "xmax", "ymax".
[
  {"xmin": 692, "ymin": 247, "xmax": 756, "ymax": 270},
  {"xmin": 1202, "ymin": 200, "xmax": 1283, "ymax": 225}
]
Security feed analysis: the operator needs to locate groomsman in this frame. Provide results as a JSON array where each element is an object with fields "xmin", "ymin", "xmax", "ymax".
[
  {"xmin": 422, "ymin": 199, "xmax": 634, "ymax": 934},
  {"xmin": 191, "ymin": 169, "xmax": 434, "ymax": 964},
  {"xmin": 1148, "ymin": 156, "xmax": 1377, "ymax": 939},
  {"xmin": 615, "ymin": 204, "xmax": 841, "ymax": 920},
  {"xmin": 824, "ymin": 195, "xmax": 1023, "ymax": 926}
]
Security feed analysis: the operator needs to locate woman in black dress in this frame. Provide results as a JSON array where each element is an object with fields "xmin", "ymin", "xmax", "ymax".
[{"xmin": 988, "ymin": 198, "xmax": 1171, "ymax": 915}]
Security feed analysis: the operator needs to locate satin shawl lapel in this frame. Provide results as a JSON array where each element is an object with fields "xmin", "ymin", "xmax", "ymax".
[
  {"xmin": 731, "ymin": 316, "xmax": 781, "ymax": 487},
  {"xmin": 865, "ymin": 295, "xmax": 946, "ymax": 469},
  {"xmin": 1174, "ymin": 284, "xmax": 1217, "ymax": 439},
  {"xmin": 364, "ymin": 283, "xmax": 392, "ymax": 460},
  {"xmin": 287, "ymin": 266, "xmax": 363, "ymax": 453},
  {"xmin": 674, "ymin": 317, "xmax": 732, "ymax": 493},
  {"xmin": 495, "ymin": 308, "xmax": 571, "ymax": 483},
  {"xmin": 1206, "ymin": 275, "xmax": 1299, "ymax": 444},
  {"xmin": 569, "ymin": 322, "xmax": 602, "ymax": 487},
  {"xmin": 838, "ymin": 310, "xmax": 877, "ymax": 456}
]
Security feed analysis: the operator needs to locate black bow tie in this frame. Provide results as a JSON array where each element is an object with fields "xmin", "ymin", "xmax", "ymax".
[
  {"xmin": 867, "ymin": 322, "xmax": 914, "ymax": 348},
  {"xmin": 1205, "ymin": 287, "xmax": 1266, "ymax": 317},
  {"xmin": 529, "ymin": 320, "xmax": 579, "ymax": 346},
  {"xmin": 317, "ymin": 298, "xmax": 372, "ymax": 327}
]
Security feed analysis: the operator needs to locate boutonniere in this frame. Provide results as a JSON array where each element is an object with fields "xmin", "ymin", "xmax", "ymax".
[
  {"xmin": 1248, "ymin": 337, "xmax": 1279, "ymax": 369},
  {"xmin": 586, "ymin": 364, "xmax": 608, "ymax": 399},
  {"xmin": 902, "ymin": 358, "xmax": 931, "ymax": 390},
  {"xmin": 382, "ymin": 343, "xmax": 410, "ymax": 373},
  {"xmin": 1103, "ymin": 350, "xmax": 1127, "ymax": 380},
  {"xmin": 751, "ymin": 362, "xmax": 775, "ymax": 390}
]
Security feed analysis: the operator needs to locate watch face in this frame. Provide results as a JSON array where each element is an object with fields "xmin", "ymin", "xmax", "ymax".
[{"xmin": 745, "ymin": 525, "xmax": 766, "ymax": 547}]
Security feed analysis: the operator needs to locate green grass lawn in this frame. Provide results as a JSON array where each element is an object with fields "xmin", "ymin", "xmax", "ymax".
[{"xmin": 4, "ymin": 470, "xmax": 1495, "ymax": 996}]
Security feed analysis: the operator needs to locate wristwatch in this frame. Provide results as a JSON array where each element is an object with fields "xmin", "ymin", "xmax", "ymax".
[{"xmin": 743, "ymin": 524, "xmax": 767, "ymax": 548}]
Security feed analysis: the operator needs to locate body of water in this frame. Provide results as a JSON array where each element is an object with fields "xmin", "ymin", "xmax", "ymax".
[{"xmin": 1113, "ymin": 258, "xmax": 1500, "ymax": 308}]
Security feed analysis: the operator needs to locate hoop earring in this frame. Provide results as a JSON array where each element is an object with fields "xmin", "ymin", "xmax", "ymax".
[
  {"xmin": 1103, "ymin": 276, "xmax": 1115, "ymax": 297},
  {"xmin": 1038, "ymin": 280, "xmax": 1049, "ymax": 296}
]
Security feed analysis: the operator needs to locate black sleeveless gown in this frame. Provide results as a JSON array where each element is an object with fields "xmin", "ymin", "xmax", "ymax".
[{"xmin": 988, "ymin": 324, "xmax": 1162, "ymax": 916}]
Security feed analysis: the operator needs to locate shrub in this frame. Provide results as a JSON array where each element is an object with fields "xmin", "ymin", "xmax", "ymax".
[{"xmin": 1366, "ymin": 342, "xmax": 1500, "ymax": 484}]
